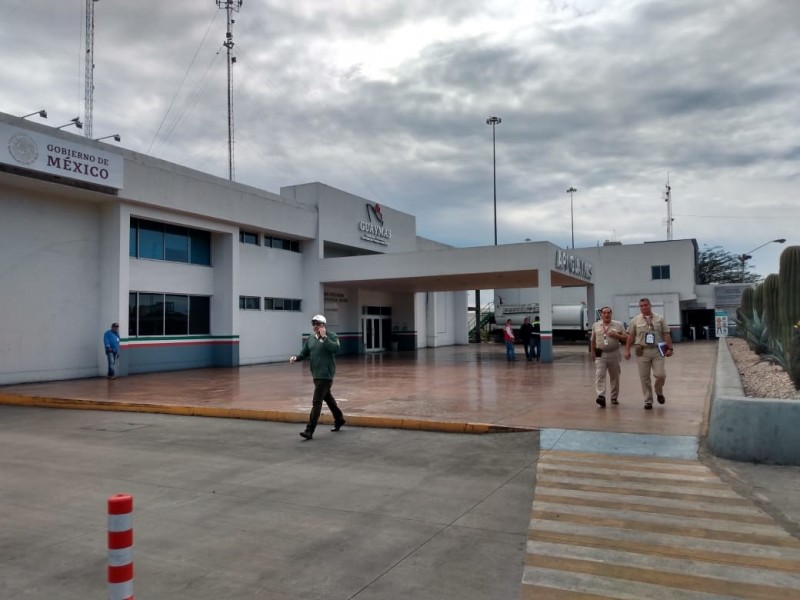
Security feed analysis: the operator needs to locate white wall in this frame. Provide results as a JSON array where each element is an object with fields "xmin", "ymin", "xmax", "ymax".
[
  {"xmin": 496, "ymin": 240, "xmax": 697, "ymax": 326},
  {"xmin": 0, "ymin": 184, "xmax": 102, "ymax": 383}
]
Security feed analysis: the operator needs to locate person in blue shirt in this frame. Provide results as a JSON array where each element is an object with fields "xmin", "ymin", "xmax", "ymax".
[{"xmin": 103, "ymin": 322, "xmax": 121, "ymax": 379}]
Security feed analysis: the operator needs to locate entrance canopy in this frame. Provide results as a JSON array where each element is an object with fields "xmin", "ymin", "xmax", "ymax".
[{"xmin": 320, "ymin": 241, "xmax": 592, "ymax": 292}]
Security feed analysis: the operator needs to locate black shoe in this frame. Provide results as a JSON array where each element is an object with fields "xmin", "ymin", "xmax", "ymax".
[
  {"xmin": 331, "ymin": 419, "xmax": 346, "ymax": 432},
  {"xmin": 596, "ymin": 395, "xmax": 606, "ymax": 408},
  {"xmin": 657, "ymin": 394, "xmax": 666, "ymax": 404},
  {"xmin": 299, "ymin": 430, "xmax": 313, "ymax": 440},
  {"xmin": 644, "ymin": 403, "xmax": 653, "ymax": 410}
]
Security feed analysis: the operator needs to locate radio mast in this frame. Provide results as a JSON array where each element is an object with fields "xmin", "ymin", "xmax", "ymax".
[
  {"xmin": 216, "ymin": 0, "xmax": 243, "ymax": 181},
  {"xmin": 663, "ymin": 174, "xmax": 674, "ymax": 240},
  {"xmin": 84, "ymin": 0, "xmax": 99, "ymax": 138}
]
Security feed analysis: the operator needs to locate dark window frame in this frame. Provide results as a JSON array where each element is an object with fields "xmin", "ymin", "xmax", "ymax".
[
  {"xmin": 130, "ymin": 218, "xmax": 211, "ymax": 266},
  {"xmin": 129, "ymin": 291, "xmax": 211, "ymax": 337},
  {"xmin": 239, "ymin": 296, "xmax": 261, "ymax": 310},
  {"xmin": 651, "ymin": 265, "xmax": 671, "ymax": 280}
]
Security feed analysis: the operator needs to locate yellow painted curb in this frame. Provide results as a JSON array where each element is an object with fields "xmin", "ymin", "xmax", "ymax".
[{"xmin": 0, "ymin": 393, "xmax": 532, "ymax": 434}]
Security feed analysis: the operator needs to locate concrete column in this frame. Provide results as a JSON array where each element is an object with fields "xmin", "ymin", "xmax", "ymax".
[{"xmin": 539, "ymin": 272, "xmax": 553, "ymax": 363}]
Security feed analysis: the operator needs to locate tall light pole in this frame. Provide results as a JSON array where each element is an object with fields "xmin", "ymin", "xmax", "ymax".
[
  {"xmin": 739, "ymin": 238, "xmax": 786, "ymax": 282},
  {"xmin": 566, "ymin": 187, "xmax": 577, "ymax": 249},
  {"xmin": 486, "ymin": 116, "xmax": 502, "ymax": 245}
]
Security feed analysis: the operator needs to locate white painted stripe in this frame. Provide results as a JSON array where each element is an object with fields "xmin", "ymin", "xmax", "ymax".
[
  {"xmin": 526, "ymin": 540, "xmax": 800, "ymax": 590},
  {"xmin": 108, "ymin": 580, "xmax": 133, "ymax": 600},
  {"xmin": 529, "ymin": 518, "xmax": 800, "ymax": 560},
  {"xmin": 533, "ymin": 486, "xmax": 766, "ymax": 515},
  {"xmin": 532, "ymin": 500, "xmax": 793, "ymax": 537},
  {"xmin": 523, "ymin": 565, "xmax": 742, "ymax": 600},
  {"xmin": 539, "ymin": 457, "xmax": 712, "ymax": 474},
  {"xmin": 108, "ymin": 547, "xmax": 133, "ymax": 567},
  {"xmin": 535, "ymin": 473, "xmax": 740, "ymax": 497},
  {"xmin": 108, "ymin": 513, "xmax": 132, "ymax": 532},
  {"xmin": 537, "ymin": 463, "xmax": 724, "ymax": 483}
]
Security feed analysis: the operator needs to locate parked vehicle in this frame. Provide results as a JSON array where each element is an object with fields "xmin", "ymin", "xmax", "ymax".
[{"xmin": 491, "ymin": 303, "xmax": 590, "ymax": 341}]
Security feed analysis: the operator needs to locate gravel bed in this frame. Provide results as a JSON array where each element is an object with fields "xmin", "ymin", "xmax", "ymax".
[{"xmin": 726, "ymin": 337, "xmax": 800, "ymax": 400}]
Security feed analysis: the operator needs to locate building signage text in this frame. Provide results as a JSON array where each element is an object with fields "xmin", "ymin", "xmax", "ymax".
[
  {"xmin": 359, "ymin": 202, "xmax": 392, "ymax": 246},
  {"xmin": 554, "ymin": 250, "xmax": 593, "ymax": 280},
  {"xmin": 0, "ymin": 122, "xmax": 123, "ymax": 189}
]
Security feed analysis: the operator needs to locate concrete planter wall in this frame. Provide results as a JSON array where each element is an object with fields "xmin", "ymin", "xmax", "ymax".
[{"xmin": 707, "ymin": 339, "xmax": 800, "ymax": 465}]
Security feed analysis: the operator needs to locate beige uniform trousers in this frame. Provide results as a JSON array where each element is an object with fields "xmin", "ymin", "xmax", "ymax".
[
  {"xmin": 594, "ymin": 351, "xmax": 621, "ymax": 400},
  {"xmin": 635, "ymin": 346, "xmax": 666, "ymax": 404}
]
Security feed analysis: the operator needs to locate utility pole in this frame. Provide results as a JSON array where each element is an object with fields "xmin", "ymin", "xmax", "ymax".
[
  {"xmin": 566, "ymin": 187, "xmax": 577, "ymax": 248},
  {"xmin": 84, "ymin": 0, "xmax": 99, "ymax": 138},
  {"xmin": 663, "ymin": 174, "xmax": 673, "ymax": 240},
  {"xmin": 217, "ymin": 0, "xmax": 243, "ymax": 181}
]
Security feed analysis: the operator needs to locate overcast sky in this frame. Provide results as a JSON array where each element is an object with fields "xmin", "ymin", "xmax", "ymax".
[{"xmin": 2, "ymin": 0, "xmax": 798, "ymax": 277}]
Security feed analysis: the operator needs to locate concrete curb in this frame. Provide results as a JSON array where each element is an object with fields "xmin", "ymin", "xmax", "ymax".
[
  {"xmin": 0, "ymin": 393, "xmax": 531, "ymax": 435},
  {"xmin": 706, "ymin": 339, "xmax": 800, "ymax": 465}
]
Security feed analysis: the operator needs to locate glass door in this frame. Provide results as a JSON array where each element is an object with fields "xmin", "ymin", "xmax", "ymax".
[{"xmin": 362, "ymin": 316, "xmax": 384, "ymax": 351}]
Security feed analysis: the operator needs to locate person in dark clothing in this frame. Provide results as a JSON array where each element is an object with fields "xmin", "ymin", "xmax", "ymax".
[
  {"xmin": 531, "ymin": 316, "xmax": 541, "ymax": 361},
  {"xmin": 290, "ymin": 314, "xmax": 346, "ymax": 440},
  {"xmin": 519, "ymin": 317, "xmax": 535, "ymax": 361}
]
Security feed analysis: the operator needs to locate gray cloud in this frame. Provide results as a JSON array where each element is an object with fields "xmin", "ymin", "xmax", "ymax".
[{"xmin": 1, "ymin": 0, "xmax": 798, "ymax": 274}]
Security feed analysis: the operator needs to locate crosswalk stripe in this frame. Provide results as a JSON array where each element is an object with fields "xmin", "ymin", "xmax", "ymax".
[
  {"xmin": 527, "ymin": 540, "xmax": 800, "ymax": 589},
  {"xmin": 528, "ymin": 529, "xmax": 800, "ymax": 572},
  {"xmin": 532, "ymin": 501, "xmax": 789, "ymax": 536},
  {"xmin": 536, "ymin": 490, "xmax": 773, "ymax": 525},
  {"xmin": 534, "ymin": 488, "xmax": 770, "ymax": 517},
  {"xmin": 534, "ymin": 478, "xmax": 750, "ymax": 503},
  {"xmin": 523, "ymin": 451, "xmax": 800, "ymax": 598}
]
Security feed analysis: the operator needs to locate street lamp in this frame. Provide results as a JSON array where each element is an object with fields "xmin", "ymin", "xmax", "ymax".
[
  {"xmin": 21, "ymin": 110, "xmax": 47, "ymax": 119},
  {"xmin": 94, "ymin": 134, "xmax": 121, "ymax": 142},
  {"xmin": 739, "ymin": 238, "xmax": 786, "ymax": 281},
  {"xmin": 56, "ymin": 117, "xmax": 83, "ymax": 130},
  {"xmin": 566, "ymin": 187, "xmax": 577, "ymax": 249},
  {"xmin": 486, "ymin": 116, "xmax": 502, "ymax": 245}
]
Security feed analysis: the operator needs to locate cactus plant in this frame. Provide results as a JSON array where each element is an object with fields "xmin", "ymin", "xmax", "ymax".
[
  {"xmin": 753, "ymin": 281, "xmax": 764, "ymax": 318},
  {"xmin": 778, "ymin": 246, "xmax": 800, "ymax": 355},
  {"xmin": 740, "ymin": 286, "xmax": 755, "ymax": 323},
  {"xmin": 762, "ymin": 274, "xmax": 781, "ymax": 342},
  {"xmin": 791, "ymin": 323, "xmax": 800, "ymax": 390}
]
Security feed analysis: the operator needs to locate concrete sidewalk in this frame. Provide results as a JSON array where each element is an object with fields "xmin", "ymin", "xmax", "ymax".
[{"xmin": 0, "ymin": 405, "xmax": 538, "ymax": 600}]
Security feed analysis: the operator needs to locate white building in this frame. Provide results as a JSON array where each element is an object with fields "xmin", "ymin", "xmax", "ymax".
[
  {"xmin": 495, "ymin": 239, "xmax": 704, "ymax": 341},
  {"xmin": 1, "ymin": 112, "xmax": 721, "ymax": 385}
]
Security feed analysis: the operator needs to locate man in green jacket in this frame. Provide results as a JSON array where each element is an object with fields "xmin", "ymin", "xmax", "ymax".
[{"xmin": 290, "ymin": 314, "xmax": 346, "ymax": 440}]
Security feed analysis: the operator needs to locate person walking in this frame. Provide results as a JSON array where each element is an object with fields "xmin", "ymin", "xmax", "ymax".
[
  {"xmin": 624, "ymin": 298, "xmax": 674, "ymax": 409},
  {"xmin": 103, "ymin": 322, "xmax": 120, "ymax": 379},
  {"xmin": 503, "ymin": 319, "xmax": 517, "ymax": 361},
  {"xmin": 519, "ymin": 317, "xmax": 534, "ymax": 361},
  {"xmin": 531, "ymin": 316, "xmax": 541, "ymax": 361},
  {"xmin": 589, "ymin": 307, "xmax": 627, "ymax": 407},
  {"xmin": 290, "ymin": 314, "xmax": 346, "ymax": 440}
]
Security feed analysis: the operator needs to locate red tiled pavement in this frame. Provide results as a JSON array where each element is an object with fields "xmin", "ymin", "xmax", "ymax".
[{"xmin": 0, "ymin": 341, "xmax": 716, "ymax": 436}]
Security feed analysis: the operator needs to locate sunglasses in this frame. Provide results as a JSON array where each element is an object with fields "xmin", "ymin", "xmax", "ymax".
[{"xmin": 311, "ymin": 321, "xmax": 323, "ymax": 326}]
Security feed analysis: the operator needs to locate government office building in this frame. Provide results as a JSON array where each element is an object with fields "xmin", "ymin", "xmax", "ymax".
[{"xmin": 0, "ymin": 112, "xmax": 727, "ymax": 385}]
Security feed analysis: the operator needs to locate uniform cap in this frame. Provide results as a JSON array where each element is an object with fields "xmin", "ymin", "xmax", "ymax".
[{"xmin": 311, "ymin": 314, "xmax": 326, "ymax": 324}]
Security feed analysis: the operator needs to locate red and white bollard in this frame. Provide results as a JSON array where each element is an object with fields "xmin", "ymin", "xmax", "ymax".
[{"xmin": 107, "ymin": 494, "xmax": 134, "ymax": 600}]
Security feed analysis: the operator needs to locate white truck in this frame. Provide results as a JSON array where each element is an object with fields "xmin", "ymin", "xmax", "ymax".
[{"xmin": 491, "ymin": 303, "xmax": 591, "ymax": 342}]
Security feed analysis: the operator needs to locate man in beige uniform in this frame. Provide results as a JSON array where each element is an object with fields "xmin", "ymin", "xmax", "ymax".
[
  {"xmin": 624, "ymin": 298, "xmax": 674, "ymax": 409},
  {"xmin": 589, "ymin": 307, "xmax": 627, "ymax": 408}
]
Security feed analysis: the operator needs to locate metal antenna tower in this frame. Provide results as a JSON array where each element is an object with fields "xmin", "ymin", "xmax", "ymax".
[
  {"xmin": 217, "ymin": 0, "xmax": 243, "ymax": 181},
  {"xmin": 663, "ymin": 173, "xmax": 674, "ymax": 240},
  {"xmin": 84, "ymin": 0, "xmax": 99, "ymax": 138}
]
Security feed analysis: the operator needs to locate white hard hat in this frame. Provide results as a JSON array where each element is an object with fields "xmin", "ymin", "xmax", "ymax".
[{"xmin": 311, "ymin": 314, "xmax": 326, "ymax": 324}]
